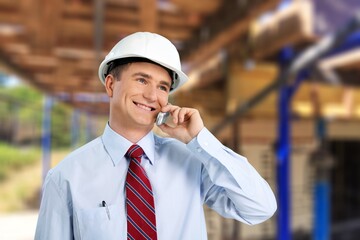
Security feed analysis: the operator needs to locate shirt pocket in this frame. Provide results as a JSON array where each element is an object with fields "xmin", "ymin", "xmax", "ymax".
[{"xmin": 75, "ymin": 203, "xmax": 125, "ymax": 240}]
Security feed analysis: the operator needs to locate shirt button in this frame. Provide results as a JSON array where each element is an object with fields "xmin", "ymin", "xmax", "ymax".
[{"xmin": 197, "ymin": 147, "xmax": 202, "ymax": 153}]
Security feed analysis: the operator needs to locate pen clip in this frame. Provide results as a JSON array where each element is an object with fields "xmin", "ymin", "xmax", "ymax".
[{"xmin": 102, "ymin": 201, "xmax": 111, "ymax": 220}]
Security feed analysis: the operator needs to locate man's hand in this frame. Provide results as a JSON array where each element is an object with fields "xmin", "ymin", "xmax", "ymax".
[{"xmin": 157, "ymin": 104, "xmax": 204, "ymax": 144}]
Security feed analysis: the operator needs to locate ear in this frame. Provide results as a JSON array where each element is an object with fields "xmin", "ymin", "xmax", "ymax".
[{"xmin": 104, "ymin": 75, "xmax": 115, "ymax": 97}]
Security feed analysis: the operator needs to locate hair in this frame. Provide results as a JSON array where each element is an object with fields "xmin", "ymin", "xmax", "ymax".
[{"xmin": 108, "ymin": 63, "xmax": 130, "ymax": 80}]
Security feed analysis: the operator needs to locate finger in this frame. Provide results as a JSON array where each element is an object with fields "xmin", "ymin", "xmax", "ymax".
[
  {"xmin": 178, "ymin": 107, "xmax": 189, "ymax": 123},
  {"xmin": 161, "ymin": 104, "xmax": 178, "ymax": 113},
  {"xmin": 172, "ymin": 107, "xmax": 182, "ymax": 124},
  {"xmin": 161, "ymin": 104, "xmax": 171, "ymax": 112},
  {"xmin": 180, "ymin": 108, "xmax": 196, "ymax": 124}
]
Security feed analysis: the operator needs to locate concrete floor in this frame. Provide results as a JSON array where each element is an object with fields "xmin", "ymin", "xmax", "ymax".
[{"xmin": 0, "ymin": 211, "xmax": 38, "ymax": 240}]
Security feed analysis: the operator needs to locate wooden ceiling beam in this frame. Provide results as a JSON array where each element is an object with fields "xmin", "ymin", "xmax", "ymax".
[
  {"xmin": 105, "ymin": 23, "xmax": 139, "ymax": 38},
  {"xmin": 0, "ymin": 0, "xmax": 17, "ymax": 9},
  {"xmin": 20, "ymin": 0, "xmax": 63, "ymax": 54},
  {"xmin": 54, "ymin": 47, "xmax": 97, "ymax": 60},
  {"xmin": 106, "ymin": 0, "xmax": 138, "ymax": 8},
  {"xmin": 63, "ymin": 2, "xmax": 138, "ymax": 23},
  {"xmin": 319, "ymin": 48, "xmax": 360, "ymax": 70},
  {"xmin": 0, "ymin": 10, "xmax": 21, "ymax": 24},
  {"xmin": 139, "ymin": 0, "xmax": 157, "ymax": 32},
  {"xmin": 249, "ymin": 0, "xmax": 314, "ymax": 60},
  {"xmin": 158, "ymin": 28, "xmax": 192, "ymax": 41},
  {"xmin": 60, "ymin": 18, "xmax": 94, "ymax": 39},
  {"xmin": 0, "ymin": 47, "xmax": 40, "ymax": 89},
  {"xmin": 159, "ymin": 12, "xmax": 201, "ymax": 28},
  {"xmin": 60, "ymin": 17, "xmax": 138, "ymax": 40},
  {"xmin": 106, "ymin": 9, "xmax": 138, "ymax": 23},
  {"xmin": 171, "ymin": 0, "xmax": 221, "ymax": 14},
  {"xmin": 14, "ymin": 55, "xmax": 58, "ymax": 67},
  {"xmin": 0, "ymin": 35, "xmax": 24, "ymax": 48},
  {"xmin": 12, "ymin": 55, "xmax": 57, "ymax": 74}
]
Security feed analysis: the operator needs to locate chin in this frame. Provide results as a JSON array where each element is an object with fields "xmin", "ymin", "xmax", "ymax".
[{"xmin": 135, "ymin": 119, "xmax": 155, "ymax": 128}]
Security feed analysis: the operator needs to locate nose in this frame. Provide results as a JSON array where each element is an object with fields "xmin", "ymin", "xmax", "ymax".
[{"xmin": 143, "ymin": 85, "xmax": 157, "ymax": 101}]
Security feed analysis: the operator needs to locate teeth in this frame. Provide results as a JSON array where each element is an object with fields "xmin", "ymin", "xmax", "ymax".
[{"xmin": 136, "ymin": 103, "xmax": 152, "ymax": 111}]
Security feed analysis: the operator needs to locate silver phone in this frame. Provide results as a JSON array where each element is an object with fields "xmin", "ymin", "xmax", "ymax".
[{"xmin": 156, "ymin": 112, "xmax": 170, "ymax": 126}]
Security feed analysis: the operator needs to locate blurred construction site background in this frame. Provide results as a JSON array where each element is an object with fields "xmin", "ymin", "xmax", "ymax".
[{"xmin": 1, "ymin": 0, "xmax": 360, "ymax": 239}]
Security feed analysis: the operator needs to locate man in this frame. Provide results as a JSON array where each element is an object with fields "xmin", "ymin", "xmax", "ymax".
[{"xmin": 35, "ymin": 32, "xmax": 277, "ymax": 240}]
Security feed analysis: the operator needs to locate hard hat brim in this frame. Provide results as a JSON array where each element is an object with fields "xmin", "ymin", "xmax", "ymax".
[{"xmin": 98, "ymin": 54, "xmax": 188, "ymax": 93}]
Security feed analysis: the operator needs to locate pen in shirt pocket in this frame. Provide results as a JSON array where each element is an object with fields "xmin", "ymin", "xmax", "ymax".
[{"xmin": 102, "ymin": 200, "xmax": 111, "ymax": 220}]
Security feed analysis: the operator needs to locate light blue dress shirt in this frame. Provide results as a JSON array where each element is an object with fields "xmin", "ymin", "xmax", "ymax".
[{"xmin": 35, "ymin": 124, "xmax": 277, "ymax": 240}]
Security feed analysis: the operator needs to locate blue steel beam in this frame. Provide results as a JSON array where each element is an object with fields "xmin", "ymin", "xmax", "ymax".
[
  {"xmin": 314, "ymin": 179, "xmax": 330, "ymax": 240},
  {"xmin": 41, "ymin": 95, "xmax": 53, "ymax": 187},
  {"xmin": 322, "ymin": 31, "xmax": 360, "ymax": 58},
  {"xmin": 71, "ymin": 109, "xmax": 80, "ymax": 148},
  {"xmin": 276, "ymin": 85, "xmax": 292, "ymax": 240},
  {"xmin": 276, "ymin": 47, "xmax": 293, "ymax": 240},
  {"xmin": 312, "ymin": 116, "xmax": 332, "ymax": 240},
  {"xmin": 277, "ymin": 47, "xmax": 309, "ymax": 240},
  {"xmin": 85, "ymin": 113, "xmax": 93, "ymax": 142}
]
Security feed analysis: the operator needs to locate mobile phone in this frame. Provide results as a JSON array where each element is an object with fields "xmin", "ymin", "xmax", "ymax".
[{"xmin": 156, "ymin": 112, "xmax": 170, "ymax": 126}]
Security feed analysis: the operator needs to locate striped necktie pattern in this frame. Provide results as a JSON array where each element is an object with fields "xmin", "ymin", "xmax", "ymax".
[{"xmin": 125, "ymin": 144, "xmax": 157, "ymax": 240}]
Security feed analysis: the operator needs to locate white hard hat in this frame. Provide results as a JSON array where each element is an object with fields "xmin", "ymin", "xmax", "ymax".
[{"xmin": 98, "ymin": 32, "xmax": 188, "ymax": 92}]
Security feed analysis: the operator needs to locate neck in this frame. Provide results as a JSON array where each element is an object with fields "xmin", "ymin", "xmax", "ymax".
[{"xmin": 108, "ymin": 120, "xmax": 152, "ymax": 143}]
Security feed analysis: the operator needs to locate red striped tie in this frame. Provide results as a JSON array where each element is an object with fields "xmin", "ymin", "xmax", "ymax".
[{"xmin": 126, "ymin": 144, "xmax": 157, "ymax": 240}]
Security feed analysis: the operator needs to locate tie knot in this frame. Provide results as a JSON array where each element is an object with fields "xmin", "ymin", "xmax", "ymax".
[{"xmin": 126, "ymin": 144, "xmax": 144, "ymax": 159}]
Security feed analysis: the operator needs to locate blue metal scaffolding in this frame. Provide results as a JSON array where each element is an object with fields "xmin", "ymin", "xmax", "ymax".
[{"xmin": 275, "ymin": 17, "xmax": 360, "ymax": 240}]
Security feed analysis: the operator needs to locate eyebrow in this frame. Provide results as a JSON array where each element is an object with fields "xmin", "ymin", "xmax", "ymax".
[
  {"xmin": 132, "ymin": 72, "xmax": 151, "ymax": 79},
  {"xmin": 132, "ymin": 72, "xmax": 171, "ymax": 88}
]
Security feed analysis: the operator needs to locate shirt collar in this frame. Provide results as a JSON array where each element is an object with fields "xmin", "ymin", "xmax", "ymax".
[{"xmin": 101, "ymin": 123, "xmax": 155, "ymax": 166}]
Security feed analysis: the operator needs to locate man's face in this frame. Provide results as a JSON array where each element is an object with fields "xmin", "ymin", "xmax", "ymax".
[{"xmin": 107, "ymin": 61, "xmax": 172, "ymax": 132}]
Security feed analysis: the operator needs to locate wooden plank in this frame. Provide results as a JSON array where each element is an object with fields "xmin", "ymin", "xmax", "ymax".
[
  {"xmin": 63, "ymin": 2, "xmax": 138, "ymax": 23},
  {"xmin": 60, "ymin": 18, "xmax": 94, "ymax": 39},
  {"xmin": 182, "ymin": 0, "xmax": 280, "ymax": 70},
  {"xmin": 14, "ymin": 55, "xmax": 58, "ymax": 67},
  {"xmin": 105, "ymin": 22, "xmax": 139, "ymax": 37},
  {"xmin": 60, "ymin": 18, "xmax": 138, "ymax": 41},
  {"xmin": 160, "ymin": 12, "xmax": 200, "ymax": 28},
  {"xmin": 12, "ymin": 54, "xmax": 58, "ymax": 73},
  {"xmin": 54, "ymin": 47, "xmax": 97, "ymax": 60},
  {"xmin": 0, "ymin": 35, "xmax": 24, "ymax": 48},
  {"xmin": 0, "ymin": 10, "xmax": 21, "ymax": 24},
  {"xmin": 319, "ymin": 48, "xmax": 360, "ymax": 70},
  {"xmin": 20, "ymin": 0, "xmax": 63, "ymax": 54},
  {"xmin": 171, "ymin": 0, "xmax": 221, "ymax": 14},
  {"xmin": 250, "ymin": 0, "xmax": 315, "ymax": 59},
  {"xmin": 139, "ymin": 0, "xmax": 158, "ymax": 32},
  {"xmin": 0, "ymin": 0, "xmax": 17, "ymax": 9},
  {"xmin": 0, "ymin": 46, "xmax": 41, "ymax": 89},
  {"xmin": 158, "ymin": 28, "xmax": 192, "ymax": 41}
]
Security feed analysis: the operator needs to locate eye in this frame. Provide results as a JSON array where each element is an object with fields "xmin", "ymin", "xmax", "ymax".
[
  {"xmin": 137, "ymin": 78, "xmax": 147, "ymax": 84},
  {"xmin": 159, "ymin": 85, "xmax": 170, "ymax": 92}
]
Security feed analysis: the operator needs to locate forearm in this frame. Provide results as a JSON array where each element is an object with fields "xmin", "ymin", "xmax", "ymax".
[{"xmin": 187, "ymin": 128, "xmax": 277, "ymax": 224}]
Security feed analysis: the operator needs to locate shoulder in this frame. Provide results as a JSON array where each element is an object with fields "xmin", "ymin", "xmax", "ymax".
[{"xmin": 48, "ymin": 137, "xmax": 105, "ymax": 179}]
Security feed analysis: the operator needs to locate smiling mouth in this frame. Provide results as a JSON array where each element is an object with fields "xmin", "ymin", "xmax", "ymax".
[{"xmin": 134, "ymin": 102, "xmax": 155, "ymax": 111}]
